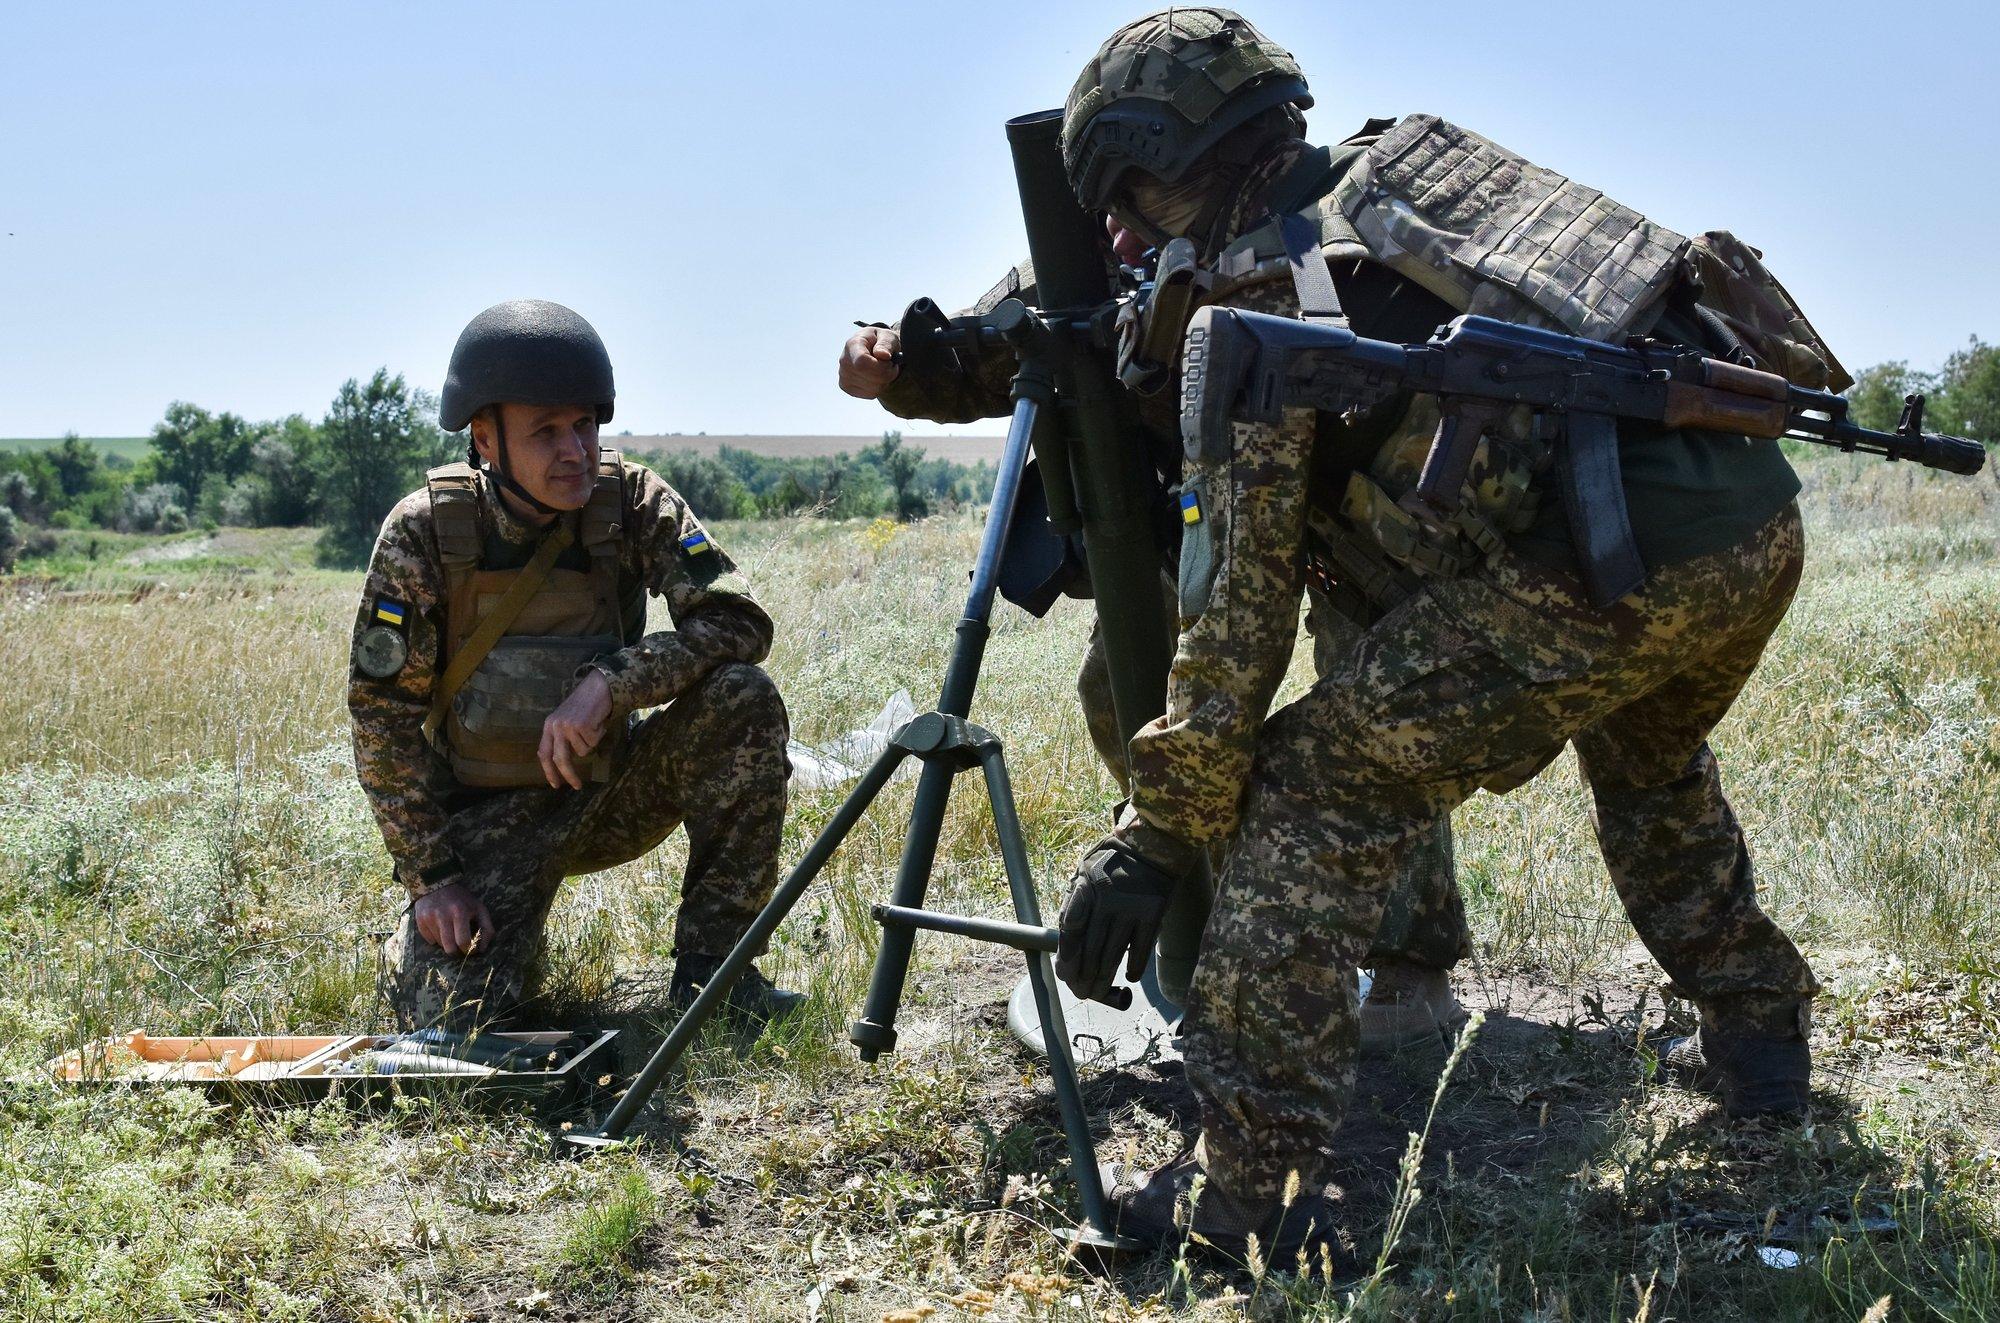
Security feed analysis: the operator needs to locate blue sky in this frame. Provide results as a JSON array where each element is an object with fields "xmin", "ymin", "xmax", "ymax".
[{"xmin": 2, "ymin": 1, "xmax": 1994, "ymax": 439}]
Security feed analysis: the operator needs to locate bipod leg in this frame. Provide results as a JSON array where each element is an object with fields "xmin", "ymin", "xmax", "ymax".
[
  {"xmin": 848, "ymin": 370, "xmax": 1047, "ymax": 1063},
  {"xmin": 864, "ymin": 725, "xmax": 1142, "ymax": 1252},
  {"xmin": 562, "ymin": 745, "xmax": 909, "ymax": 1152},
  {"xmin": 977, "ymin": 742, "xmax": 1145, "ymax": 1255},
  {"xmin": 847, "ymin": 712, "xmax": 967, "ymax": 1061}
]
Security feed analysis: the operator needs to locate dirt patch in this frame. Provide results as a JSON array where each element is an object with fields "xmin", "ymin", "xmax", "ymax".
[
  {"xmin": 555, "ymin": 957, "xmax": 1677, "ymax": 1313},
  {"xmin": 122, "ymin": 535, "xmax": 218, "ymax": 564}
]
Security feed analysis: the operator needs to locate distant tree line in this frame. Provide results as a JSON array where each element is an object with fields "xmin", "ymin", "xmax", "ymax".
[
  {"xmin": 639, "ymin": 432, "xmax": 993, "ymax": 523},
  {"xmin": 1844, "ymin": 337, "xmax": 2000, "ymax": 441},
  {"xmin": 0, "ymin": 368, "xmax": 451, "ymax": 568},
  {"xmin": 9, "ymin": 335, "xmax": 1989, "ymax": 575},
  {"xmin": 0, "ymin": 374, "xmax": 995, "ymax": 572}
]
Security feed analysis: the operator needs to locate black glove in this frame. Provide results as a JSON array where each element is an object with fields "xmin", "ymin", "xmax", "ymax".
[{"xmin": 1054, "ymin": 838, "xmax": 1179, "ymax": 1005}]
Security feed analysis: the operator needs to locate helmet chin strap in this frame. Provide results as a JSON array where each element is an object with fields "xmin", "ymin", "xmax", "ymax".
[{"xmin": 479, "ymin": 410, "xmax": 564, "ymax": 520}]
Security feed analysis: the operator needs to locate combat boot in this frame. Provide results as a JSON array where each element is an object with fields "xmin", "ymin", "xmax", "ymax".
[
  {"xmin": 1359, "ymin": 960, "xmax": 1469, "ymax": 1051},
  {"xmin": 1099, "ymin": 1152, "xmax": 1339, "ymax": 1263},
  {"xmin": 668, "ymin": 953, "xmax": 805, "ymax": 1027},
  {"xmin": 1656, "ymin": 1025, "xmax": 1810, "ymax": 1119}
]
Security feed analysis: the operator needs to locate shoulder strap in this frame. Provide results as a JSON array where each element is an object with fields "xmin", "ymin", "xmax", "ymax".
[
  {"xmin": 578, "ymin": 448, "xmax": 624, "ymax": 550},
  {"xmin": 426, "ymin": 463, "xmax": 483, "ymax": 568},
  {"xmin": 1279, "ymin": 210, "xmax": 1346, "ymax": 326},
  {"xmin": 423, "ymin": 521, "xmax": 576, "ymax": 751},
  {"xmin": 427, "ymin": 464, "xmax": 484, "ymax": 660},
  {"xmin": 578, "ymin": 448, "xmax": 625, "ymax": 633}
]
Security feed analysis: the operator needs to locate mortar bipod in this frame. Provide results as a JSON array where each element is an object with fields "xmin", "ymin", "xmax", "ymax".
[{"xmin": 862, "ymin": 710, "xmax": 1139, "ymax": 1252}]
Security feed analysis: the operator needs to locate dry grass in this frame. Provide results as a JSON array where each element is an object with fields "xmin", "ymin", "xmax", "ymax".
[{"xmin": 3, "ymin": 457, "xmax": 1998, "ymax": 1320}]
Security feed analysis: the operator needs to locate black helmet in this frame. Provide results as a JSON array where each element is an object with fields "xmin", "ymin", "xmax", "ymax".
[
  {"xmin": 1061, "ymin": 7, "xmax": 1311, "ymax": 212},
  {"xmin": 439, "ymin": 299, "xmax": 615, "ymax": 432}
]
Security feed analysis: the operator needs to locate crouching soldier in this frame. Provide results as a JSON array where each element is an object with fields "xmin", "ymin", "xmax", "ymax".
[{"xmin": 348, "ymin": 299, "xmax": 801, "ymax": 1031}]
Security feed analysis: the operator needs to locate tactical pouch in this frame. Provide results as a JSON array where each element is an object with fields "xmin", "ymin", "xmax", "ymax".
[
  {"xmin": 1682, "ymin": 231, "xmax": 1852, "ymax": 392},
  {"xmin": 1176, "ymin": 478, "xmax": 1221, "ymax": 621},
  {"xmin": 446, "ymin": 635, "xmax": 622, "ymax": 788},
  {"xmin": 1326, "ymin": 418, "xmax": 1543, "ymax": 605}
]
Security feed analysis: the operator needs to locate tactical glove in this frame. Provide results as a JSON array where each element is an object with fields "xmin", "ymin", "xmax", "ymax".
[{"xmin": 1055, "ymin": 838, "xmax": 1179, "ymax": 1005}]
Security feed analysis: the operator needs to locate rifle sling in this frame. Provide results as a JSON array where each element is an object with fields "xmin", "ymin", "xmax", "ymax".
[
  {"xmin": 423, "ymin": 520, "xmax": 576, "ymax": 750},
  {"xmin": 1558, "ymin": 412, "xmax": 1647, "ymax": 609},
  {"xmin": 1279, "ymin": 211, "xmax": 1346, "ymax": 326}
]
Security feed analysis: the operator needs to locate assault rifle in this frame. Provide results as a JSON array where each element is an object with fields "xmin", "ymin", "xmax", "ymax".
[{"xmin": 1180, "ymin": 308, "xmax": 1989, "ymax": 607}]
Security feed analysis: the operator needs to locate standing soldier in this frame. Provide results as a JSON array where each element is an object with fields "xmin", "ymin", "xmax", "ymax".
[
  {"xmin": 839, "ymin": 197, "xmax": 1469, "ymax": 1054},
  {"xmin": 1005, "ymin": 9, "xmax": 1825, "ymax": 1254},
  {"xmin": 350, "ymin": 299, "xmax": 800, "ymax": 1032}
]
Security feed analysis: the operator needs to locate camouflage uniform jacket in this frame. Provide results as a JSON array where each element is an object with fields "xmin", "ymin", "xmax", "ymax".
[
  {"xmin": 348, "ymin": 460, "xmax": 772, "ymax": 900},
  {"xmin": 884, "ymin": 132, "xmax": 1801, "ymax": 852}
]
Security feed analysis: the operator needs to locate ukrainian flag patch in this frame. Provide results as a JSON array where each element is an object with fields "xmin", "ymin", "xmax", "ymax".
[
  {"xmin": 373, "ymin": 598, "xmax": 407, "ymax": 627},
  {"xmin": 681, "ymin": 530, "xmax": 713, "ymax": 555},
  {"xmin": 1179, "ymin": 491, "xmax": 1203, "ymax": 525}
]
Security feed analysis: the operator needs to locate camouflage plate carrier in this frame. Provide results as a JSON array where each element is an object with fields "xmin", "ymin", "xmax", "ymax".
[{"xmin": 1208, "ymin": 113, "xmax": 1847, "ymax": 610}]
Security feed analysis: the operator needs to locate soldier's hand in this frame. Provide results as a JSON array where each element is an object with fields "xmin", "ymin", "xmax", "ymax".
[
  {"xmin": 413, "ymin": 882, "xmax": 498, "ymax": 957},
  {"xmin": 839, "ymin": 326, "xmax": 901, "ymax": 399},
  {"xmin": 1055, "ymin": 838, "xmax": 1178, "ymax": 1005},
  {"xmin": 541, "ymin": 670, "xmax": 613, "ymax": 790}
]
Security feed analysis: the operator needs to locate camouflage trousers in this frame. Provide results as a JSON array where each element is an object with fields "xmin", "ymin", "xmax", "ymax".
[
  {"xmin": 384, "ymin": 662, "xmax": 791, "ymax": 1031},
  {"xmin": 1077, "ymin": 584, "xmax": 1468, "ymax": 972},
  {"xmin": 1184, "ymin": 504, "xmax": 1819, "ymax": 1200}
]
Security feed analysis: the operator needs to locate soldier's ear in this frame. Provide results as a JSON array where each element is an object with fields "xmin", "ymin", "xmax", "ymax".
[{"xmin": 468, "ymin": 407, "xmax": 501, "ymax": 467}]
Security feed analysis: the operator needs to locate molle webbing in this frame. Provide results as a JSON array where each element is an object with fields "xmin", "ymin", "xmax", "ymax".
[
  {"xmin": 577, "ymin": 448, "xmax": 626, "ymax": 641},
  {"xmin": 422, "ymin": 521, "xmax": 573, "ymax": 751},
  {"xmin": 1332, "ymin": 114, "xmax": 1688, "ymax": 343}
]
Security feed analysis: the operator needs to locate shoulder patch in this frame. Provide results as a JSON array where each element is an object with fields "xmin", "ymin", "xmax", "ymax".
[
  {"xmin": 353, "ymin": 624, "xmax": 409, "ymax": 679},
  {"xmin": 372, "ymin": 597, "xmax": 409, "ymax": 628}
]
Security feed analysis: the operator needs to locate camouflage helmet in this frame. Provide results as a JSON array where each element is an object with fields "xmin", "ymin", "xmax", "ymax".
[
  {"xmin": 439, "ymin": 299, "xmax": 615, "ymax": 432},
  {"xmin": 1061, "ymin": 7, "xmax": 1311, "ymax": 211}
]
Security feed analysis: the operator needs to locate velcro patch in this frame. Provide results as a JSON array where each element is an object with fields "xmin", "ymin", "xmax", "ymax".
[{"xmin": 353, "ymin": 624, "xmax": 409, "ymax": 679}]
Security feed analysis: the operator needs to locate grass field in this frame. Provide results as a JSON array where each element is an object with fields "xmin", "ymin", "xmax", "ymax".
[{"xmin": 3, "ymin": 456, "xmax": 1998, "ymax": 1321}]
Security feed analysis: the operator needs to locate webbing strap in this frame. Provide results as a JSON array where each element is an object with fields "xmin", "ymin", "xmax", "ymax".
[
  {"xmin": 423, "ymin": 521, "xmax": 575, "ymax": 750},
  {"xmin": 1279, "ymin": 210, "xmax": 1344, "ymax": 326}
]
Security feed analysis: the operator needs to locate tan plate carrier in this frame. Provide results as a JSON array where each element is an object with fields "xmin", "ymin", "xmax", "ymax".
[{"xmin": 422, "ymin": 449, "xmax": 628, "ymax": 788}]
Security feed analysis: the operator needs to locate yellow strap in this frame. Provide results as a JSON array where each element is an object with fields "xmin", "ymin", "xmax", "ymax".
[{"xmin": 423, "ymin": 521, "xmax": 575, "ymax": 750}]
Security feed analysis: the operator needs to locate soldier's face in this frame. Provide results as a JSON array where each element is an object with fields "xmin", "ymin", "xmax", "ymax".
[{"xmin": 474, "ymin": 402, "xmax": 599, "ymax": 511}]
